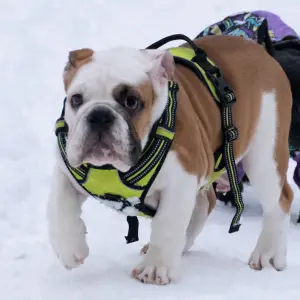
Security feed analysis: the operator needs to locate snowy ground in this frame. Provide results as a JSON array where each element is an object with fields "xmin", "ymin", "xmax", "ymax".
[{"xmin": 1, "ymin": 0, "xmax": 300, "ymax": 299}]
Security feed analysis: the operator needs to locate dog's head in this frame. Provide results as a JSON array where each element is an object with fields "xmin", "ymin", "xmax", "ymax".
[{"xmin": 62, "ymin": 46, "xmax": 175, "ymax": 172}]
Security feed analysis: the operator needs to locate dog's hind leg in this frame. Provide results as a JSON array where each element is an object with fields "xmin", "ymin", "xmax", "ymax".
[
  {"xmin": 140, "ymin": 185, "xmax": 216, "ymax": 255},
  {"xmin": 242, "ymin": 91, "xmax": 293, "ymax": 271},
  {"xmin": 184, "ymin": 186, "xmax": 216, "ymax": 252}
]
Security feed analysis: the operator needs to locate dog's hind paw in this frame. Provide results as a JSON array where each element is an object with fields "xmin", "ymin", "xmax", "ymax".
[
  {"xmin": 248, "ymin": 228, "xmax": 287, "ymax": 271},
  {"xmin": 248, "ymin": 252, "xmax": 286, "ymax": 271}
]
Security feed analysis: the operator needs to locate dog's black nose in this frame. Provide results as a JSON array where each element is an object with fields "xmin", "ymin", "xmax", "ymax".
[{"xmin": 87, "ymin": 107, "xmax": 115, "ymax": 131}]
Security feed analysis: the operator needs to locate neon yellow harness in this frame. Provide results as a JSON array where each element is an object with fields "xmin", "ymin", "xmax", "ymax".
[{"xmin": 56, "ymin": 34, "xmax": 244, "ymax": 243}]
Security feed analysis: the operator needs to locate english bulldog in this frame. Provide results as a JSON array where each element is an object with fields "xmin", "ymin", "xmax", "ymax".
[{"xmin": 47, "ymin": 35, "xmax": 293, "ymax": 285}]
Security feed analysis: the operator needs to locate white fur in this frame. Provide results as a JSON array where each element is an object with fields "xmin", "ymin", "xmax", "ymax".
[
  {"xmin": 47, "ymin": 165, "xmax": 89, "ymax": 269},
  {"xmin": 242, "ymin": 91, "xmax": 289, "ymax": 270}
]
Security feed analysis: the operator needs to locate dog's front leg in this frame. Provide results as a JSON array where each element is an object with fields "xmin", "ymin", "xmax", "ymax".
[
  {"xmin": 132, "ymin": 162, "xmax": 197, "ymax": 284},
  {"xmin": 47, "ymin": 165, "xmax": 89, "ymax": 269}
]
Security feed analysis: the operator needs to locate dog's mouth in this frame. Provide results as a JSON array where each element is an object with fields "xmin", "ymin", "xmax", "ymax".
[
  {"xmin": 66, "ymin": 104, "xmax": 142, "ymax": 172},
  {"xmin": 82, "ymin": 136, "xmax": 131, "ymax": 171},
  {"xmin": 67, "ymin": 131, "xmax": 141, "ymax": 172}
]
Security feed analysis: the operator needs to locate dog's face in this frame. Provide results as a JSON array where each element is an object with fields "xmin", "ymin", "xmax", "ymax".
[{"xmin": 62, "ymin": 46, "xmax": 175, "ymax": 172}]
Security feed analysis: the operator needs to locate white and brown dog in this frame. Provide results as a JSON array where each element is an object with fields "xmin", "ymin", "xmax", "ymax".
[{"xmin": 47, "ymin": 35, "xmax": 293, "ymax": 285}]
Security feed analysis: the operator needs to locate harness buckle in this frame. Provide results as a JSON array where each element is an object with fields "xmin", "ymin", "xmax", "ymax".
[
  {"xmin": 213, "ymin": 76, "xmax": 236, "ymax": 106},
  {"xmin": 224, "ymin": 126, "xmax": 239, "ymax": 143},
  {"xmin": 223, "ymin": 91, "xmax": 236, "ymax": 105}
]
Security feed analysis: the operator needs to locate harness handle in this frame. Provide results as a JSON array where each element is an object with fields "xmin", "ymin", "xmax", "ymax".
[{"xmin": 146, "ymin": 33, "xmax": 208, "ymax": 62}]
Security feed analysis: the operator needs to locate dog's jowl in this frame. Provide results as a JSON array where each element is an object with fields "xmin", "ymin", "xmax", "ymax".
[{"xmin": 47, "ymin": 35, "xmax": 293, "ymax": 285}]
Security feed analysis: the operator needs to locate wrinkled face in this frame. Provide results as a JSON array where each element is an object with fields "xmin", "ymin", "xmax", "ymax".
[{"xmin": 63, "ymin": 46, "xmax": 174, "ymax": 172}]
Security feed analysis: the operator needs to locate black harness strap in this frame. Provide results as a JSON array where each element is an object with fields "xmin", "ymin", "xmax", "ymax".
[
  {"xmin": 147, "ymin": 34, "xmax": 244, "ymax": 233},
  {"xmin": 198, "ymin": 55, "xmax": 243, "ymax": 233},
  {"xmin": 210, "ymin": 73, "xmax": 243, "ymax": 232}
]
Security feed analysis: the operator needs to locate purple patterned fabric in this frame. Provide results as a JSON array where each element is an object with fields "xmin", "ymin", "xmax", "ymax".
[
  {"xmin": 197, "ymin": 10, "xmax": 299, "ymax": 43},
  {"xmin": 253, "ymin": 10, "xmax": 298, "ymax": 41}
]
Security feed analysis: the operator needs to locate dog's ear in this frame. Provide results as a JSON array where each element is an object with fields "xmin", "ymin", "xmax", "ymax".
[
  {"xmin": 67, "ymin": 48, "xmax": 94, "ymax": 68},
  {"xmin": 63, "ymin": 48, "xmax": 94, "ymax": 92},
  {"xmin": 140, "ymin": 49, "xmax": 175, "ymax": 89}
]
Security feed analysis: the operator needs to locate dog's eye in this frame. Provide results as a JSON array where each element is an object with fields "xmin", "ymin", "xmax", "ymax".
[
  {"xmin": 112, "ymin": 84, "xmax": 143, "ymax": 112},
  {"xmin": 71, "ymin": 94, "xmax": 83, "ymax": 109},
  {"xmin": 124, "ymin": 95, "xmax": 140, "ymax": 111}
]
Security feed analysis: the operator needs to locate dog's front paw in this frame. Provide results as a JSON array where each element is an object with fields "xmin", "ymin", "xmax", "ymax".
[
  {"xmin": 49, "ymin": 218, "xmax": 89, "ymax": 270},
  {"xmin": 132, "ymin": 263, "xmax": 175, "ymax": 285},
  {"xmin": 248, "ymin": 232, "xmax": 287, "ymax": 271},
  {"xmin": 133, "ymin": 245, "xmax": 180, "ymax": 285}
]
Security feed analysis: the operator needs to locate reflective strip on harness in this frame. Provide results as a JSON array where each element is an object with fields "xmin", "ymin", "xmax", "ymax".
[{"xmin": 168, "ymin": 42, "xmax": 243, "ymax": 233}]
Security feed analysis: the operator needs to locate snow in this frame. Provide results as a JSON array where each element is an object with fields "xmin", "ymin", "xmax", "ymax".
[{"xmin": 1, "ymin": 0, "xmax": 300, "ymax": 299}]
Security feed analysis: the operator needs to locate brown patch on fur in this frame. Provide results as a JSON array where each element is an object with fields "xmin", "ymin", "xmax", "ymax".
[
  {"xmin": 172, "ymin": 65, "xmax": 221, "ymax": 180},
  {"xmin": 63, "ymin": 48, "xmax": 94, "ymax": 91},
  {"xmin": 171, "ymin": 35, "xmax": 293, "ymax": 214},
  {"xmin": 280, "ymin": 179, "xmax": 294, "ymax": 214},
  {"xmin": 112, "ymin": 80, "xmax": 156, "ymax": 141},
  {"xmin": 134, "ymin": 80, "xmax": 156, "ymax": 140}
]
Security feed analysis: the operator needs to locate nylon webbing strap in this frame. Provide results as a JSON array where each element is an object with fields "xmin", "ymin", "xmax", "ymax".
[
  {"xmin": 221, "ymin": 93, "xmax": 244, "ymax": 232},
  {"xmin": 122, "ymin": 81, "xmax": 177, "ymax": 186},
  {"xmin": 193, "ymin": 55, "xmax": 244, "ymax": 233},
  {"xmin": 147, "ymin": 33, "xmax": 244, "ymax": 233},
  {"xmin": 204, "ymin": 64, "xmax": 244, "ymax": 233},
  {"xmin": 134, "ymin": 81, "xmax": 179, "ymax": 216}
]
